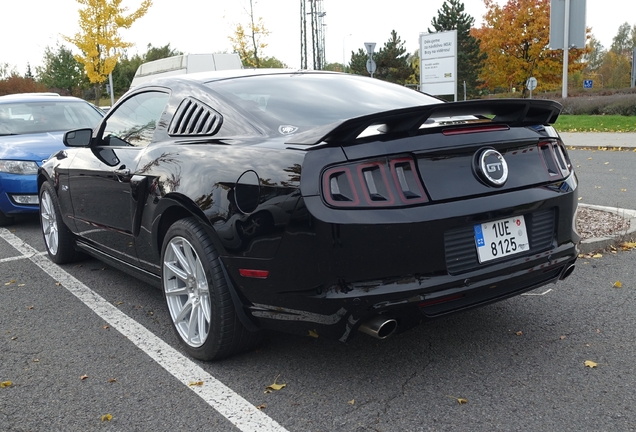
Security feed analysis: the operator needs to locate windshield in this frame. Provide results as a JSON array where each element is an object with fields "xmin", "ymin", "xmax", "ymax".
[
  {"xmin": 0, "ymin": 99, "xmax": 103, "ymax": 135},
  {"xmin": 208, "ymin": 73, "xmax": 440, "ymax": 135}
]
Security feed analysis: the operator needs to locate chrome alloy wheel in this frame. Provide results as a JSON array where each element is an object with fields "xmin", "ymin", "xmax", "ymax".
[
  {"xmin": 163, "ymin": 236, "xmax": 211, "ymax": 347},
  {"xmin": 40, "ymin": 190, "xmax": 59, "ymax": 256}
]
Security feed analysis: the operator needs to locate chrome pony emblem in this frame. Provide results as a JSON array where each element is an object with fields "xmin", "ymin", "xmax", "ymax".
[{"xmin": 278, "ymin": 125, "xmax": 299, "ymax": 135}]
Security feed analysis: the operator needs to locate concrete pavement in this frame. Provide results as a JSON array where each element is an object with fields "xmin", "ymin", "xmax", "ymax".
[{"xmin": 559, "ymin": 132, "xmax": 636, "ymax": 148}]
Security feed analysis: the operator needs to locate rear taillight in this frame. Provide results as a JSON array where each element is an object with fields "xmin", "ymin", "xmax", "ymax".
[
  {"xmin": 538, "ymin": 140, "xmax": 571, "ymax": 179},
  {"xmin": 322, "ymin": 156, "xmax": 429, "ymax": 208}
]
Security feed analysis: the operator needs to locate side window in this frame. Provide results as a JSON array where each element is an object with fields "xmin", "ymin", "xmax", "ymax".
[{"xmin": 101, "ymin": 91, "xmax": 169, "ymax": 147}]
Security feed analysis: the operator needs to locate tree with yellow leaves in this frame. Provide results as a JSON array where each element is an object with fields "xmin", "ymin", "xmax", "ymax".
[
  {"xmin": 64, "ymin": 0, "xmax": 152, "ymax": 104},
  {"xmin": 228, "ymin": 0, "xmax": 270, "ymax": 68},
  {"xmin": 472, "ymin": 0, "xmax": 588, "ymax": 97}
]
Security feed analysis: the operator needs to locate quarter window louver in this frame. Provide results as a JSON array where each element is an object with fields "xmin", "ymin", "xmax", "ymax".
[{"xmin": 169, "ymin": 98, "xmax": 222, "ymax": 136}]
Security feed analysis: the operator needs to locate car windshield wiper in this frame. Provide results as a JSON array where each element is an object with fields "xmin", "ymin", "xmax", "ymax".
[{"xmin": 0, "ymin": 133, "xmax": 18, "ymax": 136}]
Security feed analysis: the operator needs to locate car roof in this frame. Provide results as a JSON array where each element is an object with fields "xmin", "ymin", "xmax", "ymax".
[{"xmin": 0, "ymin": 93, "xmax": 85, "ymax": 104}]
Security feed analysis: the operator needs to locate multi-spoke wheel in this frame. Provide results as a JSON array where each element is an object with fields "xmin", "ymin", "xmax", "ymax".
[
  {"xmin": 161, "ymin": 218, "xmax": 260, "ymax": 360},
  {"xmin": 39, "ymin": 182, "xmax": 77, "ymax": 264}
]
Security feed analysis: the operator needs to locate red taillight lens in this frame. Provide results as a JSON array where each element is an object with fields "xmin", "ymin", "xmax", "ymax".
[
  {"xmin": 323, "ymin": 156, "xmax": 428, "ymax": 208},
  {"xmin": 538, "ymin": 140, "xmax": 571, "ymax": 178},
  {"xmin": 239, "ymin": 269, "xmax": 269, "ymax": 279}
]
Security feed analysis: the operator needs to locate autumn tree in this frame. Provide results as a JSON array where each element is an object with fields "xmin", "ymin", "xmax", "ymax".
[
  {"xmin": 429, "ymin": 0, "xmax": 486, "ymax": 98},
  {"xmin": 64, "ymin": 0, "xmax": 152, "ymax": 104},
  {"xmin": 0, "ymin": 74, "xmax": 47, "ymax": 96},
  {"xmin": 472, "ymin": 0, "xmax": 587, "ymax": 97},
  {"xmin": 228, "ymin": 0, "xmax": 270, "ymax": 68},
  {"xmin": 36, "ymin": 44, "xmax": 88, "ymax": 95}
]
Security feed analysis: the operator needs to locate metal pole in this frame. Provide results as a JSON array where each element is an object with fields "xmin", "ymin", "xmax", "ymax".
[
  {"xmin": 561, "ymin": 0, "xmax": 570, "ymax": 99},
  {"xmin": 108, "ymin": 71, "xmax": 114, "ymax": 107}
]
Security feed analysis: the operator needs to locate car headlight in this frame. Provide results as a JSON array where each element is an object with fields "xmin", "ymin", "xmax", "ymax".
[{"xmin": 0, "ymin": 160, "xmax": 39, "ymax": 175}]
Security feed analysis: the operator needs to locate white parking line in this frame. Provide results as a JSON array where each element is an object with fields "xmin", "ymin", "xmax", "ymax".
[{"xmin": 0, "ymin": 228, "xmax": 288, "ymax": 432}]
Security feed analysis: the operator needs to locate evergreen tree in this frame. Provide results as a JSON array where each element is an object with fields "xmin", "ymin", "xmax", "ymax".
[
  {"xmin": 374, "ymin": 30, "xmax": 413, "ymax": 84},
  {"xmin": 36, "ymin": 44, "xmax": 88, "ymax": 95},
  {"xmin": 429, "ymin": 0, "xmax": 486, "ymax": 98},
  {"xmin": 348, "ymin": 30, "xmax": 414, "ymax": 85}
]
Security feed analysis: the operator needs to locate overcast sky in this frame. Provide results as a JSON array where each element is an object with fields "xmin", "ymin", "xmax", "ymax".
[{"xmin": 0, "ymin": 0, "xmax": 631, "ymax": 75}]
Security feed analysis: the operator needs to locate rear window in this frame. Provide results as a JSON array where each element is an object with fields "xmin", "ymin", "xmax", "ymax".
[{"xmin": 207, "ymin": 73, "xmax": 439, "ymax": 134}]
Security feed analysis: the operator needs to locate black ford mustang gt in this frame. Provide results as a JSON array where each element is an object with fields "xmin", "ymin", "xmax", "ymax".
[{"xmin": 38, "ymin": 69, "xmax": 579, "ymax": 360}]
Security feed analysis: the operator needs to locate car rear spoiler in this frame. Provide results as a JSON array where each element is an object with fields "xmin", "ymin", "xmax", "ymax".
[{"xmin": 286, "ymin": 98, "xmax": 562, "ymax": 146}]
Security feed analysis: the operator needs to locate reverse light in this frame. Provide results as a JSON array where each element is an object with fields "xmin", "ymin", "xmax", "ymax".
[{"xmin": 0, "ymin": 160, "xmax": 39, "ymax": 175}]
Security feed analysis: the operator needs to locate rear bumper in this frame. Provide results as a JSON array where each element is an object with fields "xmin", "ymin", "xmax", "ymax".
[
  {"xmin": 245, "ymin": 241, "xmax": 577, "ymax": 341},
  {"xmin": 224, "ymin": 175, "xmax": 579, "ymax": 340}
]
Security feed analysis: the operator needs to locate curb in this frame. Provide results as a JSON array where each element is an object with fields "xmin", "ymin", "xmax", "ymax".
[{"xmin": 578, "ymin": 204, "xmax": 636, "ymax": 254}]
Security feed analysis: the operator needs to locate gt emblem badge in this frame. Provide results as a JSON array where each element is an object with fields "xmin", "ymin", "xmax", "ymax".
[
  {"xmin": 475, "ymin": 148, "xmax": 508, "ymax": 187},
  {"xmin": 278, "ymin": 125, "xmax": 299, "ymax": 135}
]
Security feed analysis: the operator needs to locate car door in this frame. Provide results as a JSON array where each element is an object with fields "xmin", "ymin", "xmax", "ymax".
[{"xmin": 67, "ymin": 90, "xmax": 170, "ymax": 264}]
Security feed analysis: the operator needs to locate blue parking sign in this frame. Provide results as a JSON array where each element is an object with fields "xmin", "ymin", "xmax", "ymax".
[{"xmin": 583, "ymin": 80, "xmax": 593, "ymax": 89}]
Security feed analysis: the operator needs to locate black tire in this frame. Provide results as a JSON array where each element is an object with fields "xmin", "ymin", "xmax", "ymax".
[
  {"xmin": 39, "ymin": 182, "xmax": 78, "ymax": 264},
  {"xmin": 0, "ymin": 210, "xmax": 15, "ymax": 227},
  {"xmin": 161, "ymin": 217, "xmax": 261, "ymax": 361}
]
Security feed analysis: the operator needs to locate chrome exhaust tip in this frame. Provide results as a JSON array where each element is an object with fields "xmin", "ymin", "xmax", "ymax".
[
  {"xmin": 358, "ymin": 316, "xmax": 398, "ymax": 340},
  {"xmin": 560, "ymin": 264, "xmax": 576, "ymax": 280}
]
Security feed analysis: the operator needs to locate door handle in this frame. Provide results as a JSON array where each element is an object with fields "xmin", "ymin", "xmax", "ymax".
[{"xmin": 113, "ymin": 168, "xmax": 130, "ymax": 176}]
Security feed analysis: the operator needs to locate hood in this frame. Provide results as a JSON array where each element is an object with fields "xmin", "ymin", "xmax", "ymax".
[{"xmin": 0, "ymin": 131, "xmax": 66, "ymax": 162}]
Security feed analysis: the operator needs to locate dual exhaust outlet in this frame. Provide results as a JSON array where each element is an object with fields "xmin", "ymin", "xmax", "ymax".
[{"xmin": 358, "ymin": 263, "xmax": 576, "ymax": 340}]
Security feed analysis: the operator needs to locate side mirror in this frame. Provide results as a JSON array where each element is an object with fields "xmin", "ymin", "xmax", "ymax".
[{"xmin": 64, "ymin": 128, "xmax": 93, "ymax": 147}]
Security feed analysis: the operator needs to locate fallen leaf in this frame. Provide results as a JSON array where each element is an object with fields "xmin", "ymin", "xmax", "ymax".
[
  {"xmin": 27, "ymin": 306, "xmax": 34, "ymax": 310},
  {"xmin": 621, "ymin": 242, "xmax": 636, "ymax": 250},
  {"xmin": 264, "ymin": 374, "xmax": 287, "ymax": 394},
  {"xmin": 348, "ymin": 399, "xmax": 355, "ymax": 405},
  {"xmin": 11, "ymin": 336, "xmax": 17, "ymax": 341},
  {"xmin": 596, "ymin": 329, "xmax": 601, "ymax": 333},
  {"xmin": 55, "ymin": 282, "xmax": 61, "ymax": 286},
  {"xmin": 604, "ymin": 162, "xmax": 609, "ymax": 165},
  {"xmin": 577, "ymin": 197, "xmax": 583, "ymax": 201},
  {"xmin": 613, "ymin": 281, "xmax": 622, "ymax": 288},
  {"xmin": 116, "ymin": 301, "xmax": 123, "ymax": 305},
  {"xmin": 18, "ymin": 284, "xmax": 25, "ymax": 287},
  {"xmin": 188, "ymin": 381, "xmax": 204, "ymax": 387},
  {"xmin": 101, "ymin": 414, "xmax": 113, "ymax": 422},
  {"xmin": 584, "ymin": 360, "xmax": 598, "ymax": 368},
  {"xmin": 447, "ymin": 395, "xmax": 467, "ymax": 404},
  {"xmin": 0, "ymin": 381, "xmax": 12, "ymax": 388},
  {"xmin": 620, "ymin": 188, "xmax": 627, "ymax": 192},
  {"xmin": 108, "ymin": 378, "xmax": 117, "ymax": 383},
  {"xmin": 560, "ymin": 335, "xmax": 566, "ymax": 340},
  {"xmin": 515, "ymin": 331, "xmax": 523, "ymax": 336},
  {"xmin": 592, "ymin": 253, "xmax": 602, "ymax": 258},
  {"xmin": 80, "ymin": 374, "xmax": 88, "ymax": 380},
  {"xmin": 308, "ymin": 329, "xmax": 319, "ymax": 338},
  {"xmin": 33, "ymin": 359, "xmax": 39, "ymax": 362},
  {"xmin": 256, "ymin": 404, "xmax": 267, "ymax": 410},
  {"xmin": 103, "ymin": 325, "xmax": 109, "ymax": 329},
  {"xmin": 4, "ymin": 280, "xmax": 16, "ymax": 286}
]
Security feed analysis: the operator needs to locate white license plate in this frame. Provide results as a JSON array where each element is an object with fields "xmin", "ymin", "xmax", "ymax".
[{"xmin": 474, "ymin": 216, "xmax": 529, "ymax": 263}]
